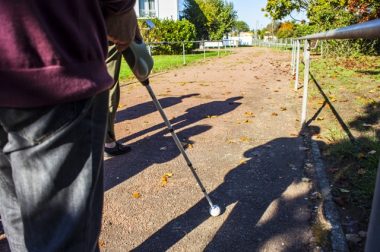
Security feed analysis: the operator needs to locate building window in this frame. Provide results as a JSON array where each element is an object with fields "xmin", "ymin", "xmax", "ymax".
[{"xmin": 139, "ymin": 0, "xmax": 156, "ymax": 18}]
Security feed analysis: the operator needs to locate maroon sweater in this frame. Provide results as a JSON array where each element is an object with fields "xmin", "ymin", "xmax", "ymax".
[{"xmin": 0, "ymin": 0, "xmax": 134, "ymax": 108}]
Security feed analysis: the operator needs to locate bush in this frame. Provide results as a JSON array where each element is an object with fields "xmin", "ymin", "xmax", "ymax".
[{"xmin": 139, "ymin": 19, "xmax": 197, "ymax": 55}]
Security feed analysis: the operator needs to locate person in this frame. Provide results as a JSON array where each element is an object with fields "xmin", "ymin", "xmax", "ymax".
[
  {"xmin": 103, "ymin": 44, "xmax": 133, "ymax": 156},
  {"xmin": 0, "ymin": 0, "xmax": 137, "ymax": 251},
  {"xmin": 103, "ymin": 11, "xmax": 142, "ymax": 156}
]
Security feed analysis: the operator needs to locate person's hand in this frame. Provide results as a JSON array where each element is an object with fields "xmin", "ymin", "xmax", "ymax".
[{"xmin": 105, "ymin": 9, "xmax": 141, "ymax": 51}]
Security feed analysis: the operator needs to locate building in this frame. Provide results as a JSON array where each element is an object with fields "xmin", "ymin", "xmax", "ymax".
[{"xmin": 135, "ymin": 0, "xmax": 180, "ymax": 20}]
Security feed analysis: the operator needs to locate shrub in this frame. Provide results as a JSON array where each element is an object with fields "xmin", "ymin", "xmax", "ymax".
[{"xmin": 139, "ymin": 19, "xmax": 197, "ymax": 55}]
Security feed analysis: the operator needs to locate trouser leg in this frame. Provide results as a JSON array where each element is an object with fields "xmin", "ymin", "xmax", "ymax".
[
  {"xmin": 105, "ymin": 44, "xmax": 122, "ymax": 143},
  {"xmin": 0, "ymin": 91, "xmax": 108, "ymax": 252}
]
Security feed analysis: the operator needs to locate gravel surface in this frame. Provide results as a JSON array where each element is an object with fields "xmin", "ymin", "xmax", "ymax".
[{"xmin": 101, "ymin": 47, "xmax": 314, "ymax": 251}]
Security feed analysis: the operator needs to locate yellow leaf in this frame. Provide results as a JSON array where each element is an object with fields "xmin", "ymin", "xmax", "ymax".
[
  {"xmin": 239, "ymin": 160, "xmax": 247, "ymax": 165},
  {"xmin": 316, "ymin": 117, "xmax": 324, "ymax": 121},
  {"xmin": 244, "ymin": 112, "xmax": 255, "ymax": 117},
  {"xmin": 206, "ymin": 115, "xmax": 218, "ymax": 118},
  {"xmin": 164, "ymin": 172, "xmax": 173, "ymax": 178},
  {"xmin": 132, "ymin": 192, "xmax": 141, "ymax": 198}
]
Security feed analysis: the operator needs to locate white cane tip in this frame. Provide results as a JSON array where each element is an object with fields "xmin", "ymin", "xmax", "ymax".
[{"xmin": 209, "ymin": 205, "xmax": 221, "ymax": 217}]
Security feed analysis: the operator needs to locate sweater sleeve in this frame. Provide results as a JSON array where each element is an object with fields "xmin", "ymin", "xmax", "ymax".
[{"xmin": 99, "ymin": 0, "xmax": 136, "ymax": 17}]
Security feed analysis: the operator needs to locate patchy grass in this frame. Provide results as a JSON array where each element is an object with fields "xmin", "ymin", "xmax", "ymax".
[
  {"xmin": 119, "ymin": 51, "xmax": 232, "ymax": 81},
  {"xmin": 305, "ymin": 55, "xmax": 380, "ymax": 250}
]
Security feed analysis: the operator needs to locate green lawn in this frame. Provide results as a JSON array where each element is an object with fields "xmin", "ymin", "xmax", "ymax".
[
  {"xmin": 119, "ymin": 51, "xmax": 231, "ymax": 80},
  {"xmin": 303, "ymin": 55, "xmax": 380, "ymax": 235}
]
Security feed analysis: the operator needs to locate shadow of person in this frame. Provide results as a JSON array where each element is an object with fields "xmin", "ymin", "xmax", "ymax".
[
  {"xmin": 115, "ymin": 93, "xmax": 200, "ymax": 123},
  {"xmin": 119, "ymin": 96, "xmax": 243, "ymax": 144},
  {"xmin": 132, "ymin": 136, "xmax": 312, "ymax": 251},
  {"xmin": 104, "ymin": 124, "xmax": 211, "ymax": 191}
]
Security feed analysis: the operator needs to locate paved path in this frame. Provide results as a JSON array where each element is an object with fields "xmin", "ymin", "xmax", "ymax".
[{"xmin": 101, "ymin": 47, "xmax": 313, "ymax": 251}]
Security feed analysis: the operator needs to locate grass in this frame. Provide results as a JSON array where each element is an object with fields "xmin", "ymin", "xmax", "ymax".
[
  {"xmin": 304, "ymin": 55, "xmax": 380, "ymax": 247},
  {"xmin": 119, "ymin": 51, "xmax": 232, "ymax": 81}
]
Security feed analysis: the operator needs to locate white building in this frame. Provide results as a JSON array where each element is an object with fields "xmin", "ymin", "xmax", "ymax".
[{"xmin": 135, "ymin": 0, "xmax": 180, "ymax": 20}]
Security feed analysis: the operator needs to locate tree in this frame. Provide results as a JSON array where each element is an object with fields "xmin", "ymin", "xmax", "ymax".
[
  {"xmin": 183, "ymin": 0, "xmax": 237, "ymax": 40},
  {"xmin": 276, "ymin": 22, "xmax": 295, "ymax": 38},
  {"xmin": 233, "ymin": 20, "xmax": 250, "ymax": 35}
]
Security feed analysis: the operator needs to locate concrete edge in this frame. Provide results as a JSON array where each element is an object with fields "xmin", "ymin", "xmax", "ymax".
[{"xmin": 310, "ymin": 139, "xmax": 349, "ymax": 252}]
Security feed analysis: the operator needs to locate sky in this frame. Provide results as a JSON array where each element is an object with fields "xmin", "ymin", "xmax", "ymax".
[
  {"xmin": 230, "ymin": 0, "xmax": 272, "ymax": 30},
  {"xmin": 179, "ymin": 0, "xmax": 306, "ymax": 30}
]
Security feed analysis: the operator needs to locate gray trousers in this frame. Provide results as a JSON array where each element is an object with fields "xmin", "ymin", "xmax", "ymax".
[
  {"xmin": 0, "ymin": 91, "xmax": 108, "ymax": 251},
  {"xmin": 105, "ymin": 44, "xmax": 122, "ymax": 143}
]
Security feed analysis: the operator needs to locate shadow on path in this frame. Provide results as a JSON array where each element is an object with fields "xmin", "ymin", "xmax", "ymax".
[
  {"xmin": 104, "ymin": 97, "xmax": 242, "ymax": 191},
  {"xmin": 132, "ymin": 136, "xmax": 311, "ymax": 251}
]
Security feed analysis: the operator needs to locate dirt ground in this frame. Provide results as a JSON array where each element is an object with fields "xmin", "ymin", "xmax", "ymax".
[{"xmin": 101, "ymin": 47, "xmax": 315, "ymax": 251}]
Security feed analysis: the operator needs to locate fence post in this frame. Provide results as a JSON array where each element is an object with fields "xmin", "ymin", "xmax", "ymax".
[
  {"xmin": 301, "ymin": 40, "xmax": 311, "ymax": 126},
  {"xmin": 203, "ymin": 41, "xmax": 206, "ymax": 60},
  {"xmin": 291, "ymin": 40, "xmax": 295, "ymax": 74},
  {"xmin": 294, "ymin": 40, "xmax": 301, "ymax": 90},
  {"xmin": 182, "ymin": 42, "xmax": 186, "ymax": 65},
  {"xmin": 292, "ymin": 40, "xmax": 296, "ymax": 74},
  {"xmin": 218, "ymin": 41, "xmax": 220, "ymax": 57}
]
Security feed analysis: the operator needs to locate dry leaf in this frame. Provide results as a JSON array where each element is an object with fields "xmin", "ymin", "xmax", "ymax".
[
  {"xmin": 272, "ymin": 112, "xmax": 278, "ymax": 116},
  {"xmin": 280, "ymin": 107, "xmax": 287, "ymax": 111},
  {"xmin": 316, "ymin": 117, "xmax": 324, "ymax": 121},
  {"xmin": 161, "ymin": 173, "xmax": 173, "ymax": 187},
  {"xmin": 357, "ymin": 169, "xmax": 366, "ymax": 175},
  {"xmin": 99, "ymin": 240, "xmax": 106, "ymax": 247},
  {"xmin": 206, "ymin": 115, "xmax": 218, "ymax": 118},
  {"xmin": 132, "ymin": 192, "xmax": 141, "ymax": 198},
  {"xmin": 240, "ymin": 136, "xmax": 252, "ymax": 142},
  {"xmin": 239, "ymin": 160, "xmax": 247, "ymax": 165},
  {"xmin": 244, "ymin": 112, "xmax": 255, "ymax": 117}
]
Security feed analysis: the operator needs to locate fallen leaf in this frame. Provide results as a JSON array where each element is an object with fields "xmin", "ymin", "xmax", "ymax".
[
  {"xmin": 244, "ymin": 112, "xmax": 255, "ymax": 117},
  {"xmin": 99, "ymin": 240, "xmax": 106, "ymax": 247},
  {"xmin": 357, "ymin": 169, "xmax": 366, "ymax": 175},
  {"xmin": 368, "ymin": 150, "xmax": 376, "ymax": 155},
  {"xmin": 316, "ymin": 117, "xmax": 324, "ymax": 121},
  {"xmin": 239, "ymin": 160, "xmax": 247, "ymax": 165},
  {"xmin": 280, "ymin": 107, "xmax": 287, "ymax": 111},
  {"xmin": 132, "ymin": 192, "xmax": 141, "ymax": 198},
  {"xmin": 272, "ymin": 112, "xmax": 278, "ymax": 116},
  {"xmin": 240, "ymin": 136, "xmax": 252, "ymax": 142},
  {"xmin": 206, "ymin": 115, "xmax": 218, "ymax": 118},
  {"xmin": 339, "ymin": 188, "xmax": 350, "ymax": 193}
]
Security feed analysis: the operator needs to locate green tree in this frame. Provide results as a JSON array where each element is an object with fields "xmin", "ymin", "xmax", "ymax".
[
  {"xmin": 183, "ymin": 0, "xmax": 237, "ymax": 40},
  {"xmin": 233, "ymin": 20, "xmax": 250, "ymax": 34},
  {"xmin": 139, "ymin": 19, "xmax": 197, "ymax": 54}
]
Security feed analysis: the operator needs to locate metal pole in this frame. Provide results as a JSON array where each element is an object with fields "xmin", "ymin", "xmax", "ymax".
[
  {"xmin": 182, "ymin": 42, "xmax": 186, "ymax": 65},
  {"xmin": 291, "ymin": 40, "xmax": 295, "ymax": 74},
  {"xmin": 218, "ymin": 41, "xmax": 220, "ymax": 57},
  {"xmin": 203, "ymin": 41, "xmax": 206, "ymax": 60},
  {"xmin": 292, "ymin": 40, "xmax": 296, "ymax": 74},
  {"xmin": 365, "ymin": 160, "xmax": 380, "ymax": 252},
  {"xmin": 143, "ymin": 82, "xmax": 216, "ymax": 208},
  {"xmin": 301, "ymin": 40, "xmax": 311, "ymax": 126},
  {"xmin": 295, "ymin": 40, "xmax": 301, "ymax": 90}
]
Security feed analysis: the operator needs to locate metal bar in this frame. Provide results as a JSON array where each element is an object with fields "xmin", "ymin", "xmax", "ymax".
[
  {"xmin": 203, "ymin": 41, "xmax": 206, "ymax": 60},
  {"xmin": 299, "ymin": 18, "xmax": 380, "ymax": 40},
  {"xmin": 365, "ymin": 160, "xmax": 380, "ymax": 252},
  {"xmin": 301, "ymin": 40, "xmax": 311, "ymax": 126},
  {"xmin": 294, "ymin": 40, "xmax": 301, "ymax": 90},
  {"xmin": 144, "ymin": 83, "xmax": 215, "ymax": 208}
]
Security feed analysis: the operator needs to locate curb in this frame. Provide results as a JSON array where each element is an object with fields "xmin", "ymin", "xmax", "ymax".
[{"xmin": 310, "ymin": 139, "xmax": 349, "ymax": 252}]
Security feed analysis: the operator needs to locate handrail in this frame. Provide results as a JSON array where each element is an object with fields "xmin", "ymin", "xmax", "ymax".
[{"xmin": 298, "ymin": 18, "xmax": 380, "ymax": 40}]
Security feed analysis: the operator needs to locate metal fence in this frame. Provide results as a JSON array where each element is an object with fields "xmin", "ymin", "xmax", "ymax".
[
  {"xmin": 290, "ymin": 18, "xmax": 380, "ymax": 252},
  {"xmin": 145, "ymin": 40, "xmax": 238, "ymax": 65}
]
